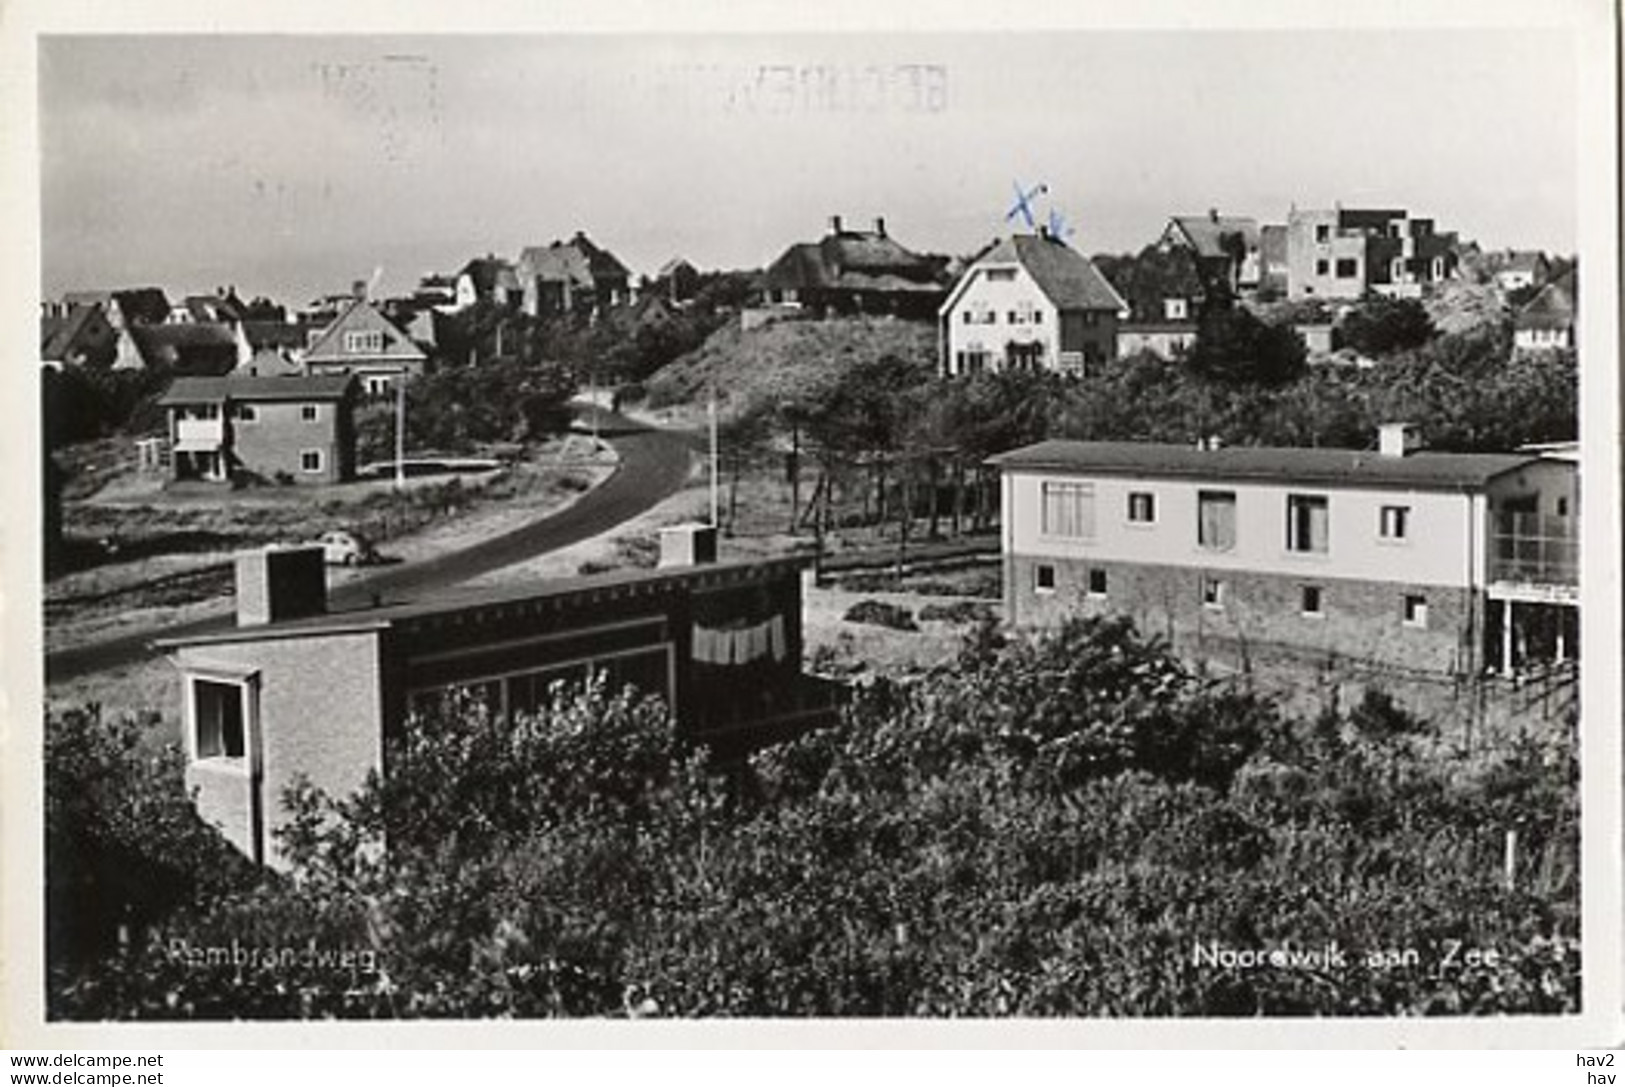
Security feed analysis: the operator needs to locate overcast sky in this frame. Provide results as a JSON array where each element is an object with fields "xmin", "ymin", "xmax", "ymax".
[{"xmin": 39, "ymin": 30, "xmax": 1577, "ymax": 305}]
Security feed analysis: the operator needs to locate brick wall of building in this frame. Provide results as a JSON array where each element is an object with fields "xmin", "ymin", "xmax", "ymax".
[
  {"xmin": 1009, "ymin": 553, "xmax": 1480, "ymax": 674},
  {"xmin": 177, "ymin": 630, "xmax": 385, "ymax": 867}
]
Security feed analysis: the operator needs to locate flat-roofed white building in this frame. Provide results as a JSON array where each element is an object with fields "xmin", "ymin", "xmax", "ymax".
[{"xmin": 989, "ymin": 425, "xmax": 1577, "ymax": 676}]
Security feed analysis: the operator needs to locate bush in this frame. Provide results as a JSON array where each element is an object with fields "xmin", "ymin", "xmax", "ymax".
[
  {"xmin": 843, "ymin": 600, "xmax": 918, "ymax": 631},
  {"xmin": 1339, "ymin": 296, "xmax": 1436, "ymax": 356},
  {"xmin": 917, "ymin": 600, "xmax": 997, "ymax": 625}
]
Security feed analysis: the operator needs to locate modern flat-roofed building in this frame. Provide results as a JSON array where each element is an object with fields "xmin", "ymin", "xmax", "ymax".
[
  {"xmin": 989, "ymin": 426, "xmax": 1577, "ymax": 677},
  {"xmin": 155, "ymin": 535, "xmax": 835, "ymax": 867},
  {"xmin": 1287, "ymin": 207, "xmax": 1459, "ymax": 300}
]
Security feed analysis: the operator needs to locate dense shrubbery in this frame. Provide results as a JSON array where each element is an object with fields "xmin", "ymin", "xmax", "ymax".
[
  {"xmin": 355, "ymin": 359, "xmax": 577, "ymax": 460},
  {"xmin": 47, "ymin": 618, "xmax": 1578, "ymax": 1019}
]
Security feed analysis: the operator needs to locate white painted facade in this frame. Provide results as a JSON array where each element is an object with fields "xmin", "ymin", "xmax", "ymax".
[
  {"xmin": 1002, "ymin": 457, "xmax": 1573, "ymax": 591},
  {"xmin": 941, "ymin": 263, "xmax": 1063, "ymax": 375}
]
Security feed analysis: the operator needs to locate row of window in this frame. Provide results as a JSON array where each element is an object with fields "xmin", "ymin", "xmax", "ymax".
[
  {"xmin": 343, "ymin": 330, "xmax": 386, "ymax": 353},
  {"xmin": 1030, "ymin": 563, "xmax": 1432, "ymax": 628},
  {"xmin": 1040, "ymin": 482, "xmax": 1411, "ymax": 553},
  {"xmin": 960, "ymin": 306, "xmax": 1043, "ymax": 326},
  {"xmin": 231, "ymin": 404, "xmax": 323, "ymax": 423}
]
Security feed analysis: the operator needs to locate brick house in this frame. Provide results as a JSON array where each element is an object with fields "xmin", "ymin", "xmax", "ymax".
[
  {"xmin": 939, "ymin": 229, "xmax": 1127, "ymax": 376},
  {"xmin": 158, "ymin": 374, "xmax": 357, "ymax": 486},
  {"xmin": 989, "ymin": 426, "xmax": 1578, "ymax": 677},
  {"xmin": 155, "ymin": 532, "xmax": 837, "ymax": 866},
  {"xmin": 302, "ymin": 297, "xmax": 427, "ymax": 396}
]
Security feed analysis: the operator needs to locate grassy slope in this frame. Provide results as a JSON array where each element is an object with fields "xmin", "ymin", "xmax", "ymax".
[{"xmin": 645, "ymin": 314, "xmax": 936, "ymax": 413}]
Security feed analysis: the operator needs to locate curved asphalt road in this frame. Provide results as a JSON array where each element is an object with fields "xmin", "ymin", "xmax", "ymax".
[{"xmin": 45, "ymin": 412, "xmax": 701, "ymax": 683}]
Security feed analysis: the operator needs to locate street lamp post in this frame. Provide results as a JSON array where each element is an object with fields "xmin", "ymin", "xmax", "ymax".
[{"xmin": 394, "ymin": 373, "xmax": 406, "ymax": 492}]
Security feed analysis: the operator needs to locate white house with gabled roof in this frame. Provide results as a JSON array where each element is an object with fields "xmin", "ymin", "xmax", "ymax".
[{"xmin": 939, "ymin": 230, "xmax": 1128, "ymax": 378}]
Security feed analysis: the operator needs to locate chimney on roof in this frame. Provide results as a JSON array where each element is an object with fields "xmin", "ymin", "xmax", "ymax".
[
  {"xmin": 658, "ymin": 523, "xmax": 718, "ymax": 569},
  {"xmin": 234, "ymin": 545, "xmax": 328, "ymax": 627},
  {"xmin": 873, "ymin": 217, "xmax": 886, "ymax": 237},
  {"xmin": 829, "ymin": 215, "xmax": 844, "ymax": 235},
  {"xmin": 1038, "ymin": 224, "xmax": 1051, "ymax": 240},
  {"xmin": 352, "ymin": 279, "xmax": 368, "ymax": 300},
  {"xmin": 1208, "ymin": 208, "xmax": 1219, "ymax": 223},
  {"xmin": 1378, "ymin": 422, "xmax": 1422, "ymax": 458}
]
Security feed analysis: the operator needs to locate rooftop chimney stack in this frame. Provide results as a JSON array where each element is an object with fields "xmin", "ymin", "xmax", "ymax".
[
  {"xmin": 658, "ymin": 523, "xmax": 719, "ymax": 569},
  {"xmin": 352, "ymin": 279, "xmax": 368, "ymax": 300},
  {"xmin": 829, "ymin": 215, "xmax": 844, "ymax": 235},
  {"xmin": 873, "ymin": 217, "xmax": 886, "ymax": 237},
  {"xmin": 1378, "ymin": 422, "xmax": 1422, "ymax": 458},
  {"xmin": 235, "ymin": 545, "xmax": 328, "ymax": 627},
  {"xmin": 1208, "ymin": 208, "xmax": 1220, "ymax": 223}
]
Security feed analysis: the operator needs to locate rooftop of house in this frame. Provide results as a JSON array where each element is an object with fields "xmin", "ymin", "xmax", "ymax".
[
  {"xmin": 765, "ymin": 219, "xmax": 941, "ymax": 292},
  {"xmin": 1502, "ymin": 251, "xmax": 1550, "ymax": 274},
  {"xmin": 459, "ymin": 257, "xmax": 522, "ymax": 294},
  {"xmin": 62, "ymin": 287, "xmax": 172, "ymax": 325},
  {"xmin": 40, "ymin": 305, "xmax": 111, "ymax": 361},
  {"xmin": 518, "ymin": 232, "xmax": 633, "ymax": 286},
  {"xmin": 987, "ymin": 439, "xmax": 1543, "ymax": 491},
  {"xmin": 241, "ymin": 320, "xmax": 310, "ymax": 351},
  {"xmin": 1516, "ymin": 272, "xmax": 1577, "ymax": 330},
  {"xmin": 1169, "ymin": 213, "xmax": 1262, "ymax": 258},
  {"xmin": 128, "ymin": 323, "xmax": 240, "ymax": 374},
  {"xmin": 158, "ymin": 374, "xmax": 357, "ymax": 406},
  {"xmin": 153, "ymin": 553, "xmax": 809, "ymax": 650},
  {"xmin": 971, "ymin": 233, "xmax": 1127, "ymax": 312}
]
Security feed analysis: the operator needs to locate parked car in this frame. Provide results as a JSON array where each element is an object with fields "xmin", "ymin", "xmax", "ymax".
[{"xmin": 314, "ymin": 529, "xmax": 380, "ymax": 566}]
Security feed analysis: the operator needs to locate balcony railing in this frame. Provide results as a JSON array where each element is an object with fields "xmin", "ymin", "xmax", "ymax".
[
  {"xmin": 174, "ymin": 417, "xmax": 225, "ymax": 448},
  {"xmin": 1489, "ymin": 512, "xmax": 1578, "ymax": 587}
]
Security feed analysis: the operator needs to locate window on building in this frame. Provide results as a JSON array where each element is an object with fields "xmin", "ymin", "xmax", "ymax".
[
  {"xmin": 1301, "ymin": 585, "xmax": 1324, "ymax": 617},
  {"xmin": 1379, "ymin": 504, "xmax": 1410, "ymax": 541},
  {"xmin": 1286, "ymin": 494, "xmax": 1329, "ymax": 553},
  {"xmin": 1201, "ymin": 576, "xmax": 1227, "ymax": 610},
  {"xmin": 1041, "ymin": 481, "xmax": 1096, "ymax": 540},
  {"xmin": 192, "ymin": 678, "xmax": 248, "ymax": 760},
  {"xmin": 1403, "ymin": 594, "xmax": 1429, "ymax": 628},
  {"xmin": 1335, "ymin": 258, "xmax": 1358, "ymax": 279},
  {"xmin": 1315, "ymin": 259, "xmax": 1329, "ymax": 276},
  {"xmin": 1197, "ymin": 490, "xmax": 1237, "ymax": 551},
  {"xmin": 1087, "ymin": 568, "xmax": 1108, "ymax": 597},
  {"xmin": 1034, "ymin": 564, "xmax": 1057, "ymax": 593},
  {"xmin": 365, "ymin": 375, "xmax": 394, "ymax": 396},
  {"xmin": 233, "ymin": 404, "xmax": 258, "ymax": 423},
  {"xmin": 300, "ymin": 449, "xmax": 324, "ymax": 473},
  {"xmin": 962, "ymin": 311, "xmax": 971, "ymax": 324},
  {"xmin": 1430, "ymin": 257, "xmax": 1445, "ymax": 279},
  {"xmin": 1557, "ymin": 496, "xmax": 1570, "ymax": 517},
  {"xmin": 986, "ymin": 268, "xmax": 1017, "ymax": 282},
  {"xmin": 1315, "ymin": 224, "xmax": 1330, "ymax": 243},
  {"xmin": 1127, "ymin": 491, "xmax": 1156, "ymax": 524},
  {"xmin": 301, "ymin": 404, "xmax": 320, "ymax": 422},
  {"xmin": 344, "ymin": 330, "xmax": 385, "ymax": 353},
  {"xmin": 1391, "ymin": 258, "xmax": 1406, "ymax": 281}
]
